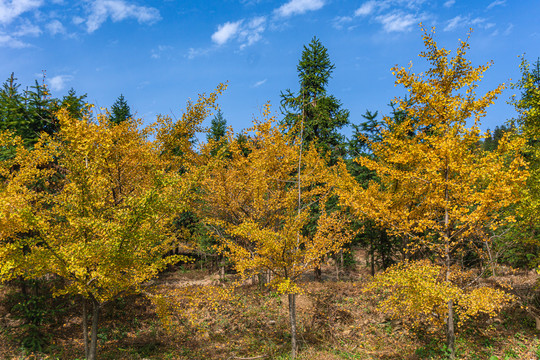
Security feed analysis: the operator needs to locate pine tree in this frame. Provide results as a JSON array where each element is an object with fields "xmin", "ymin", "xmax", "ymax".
[
  {"xmin": 61, "ymin": 88, "xmax": 89, "ymax": 120},
  {"xmin": 110, "ymin": 94, "xmax": 131, "ymax": 125},
  {"xmin": 206, "ymin": 109, "xmax": 228, "ymax": 157},
  {"xmin": 280, "ymin": 37, "xmax": 349, "ymax": 165}
]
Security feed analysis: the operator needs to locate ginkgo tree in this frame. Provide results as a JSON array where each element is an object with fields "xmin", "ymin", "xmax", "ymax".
[
  {"xmin": 198, "ymin": 105, "xmax": 353, "ymax": 359},
  {"xmin": 0, "ymin": 104, "xmax": 204, "ymax": 360},
  {"xmin": 332, "ymin": 27, "xmax": 528, "ymax": 359}
]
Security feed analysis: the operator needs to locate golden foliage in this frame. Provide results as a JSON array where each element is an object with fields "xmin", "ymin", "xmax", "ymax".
[
  {"xmin": 150, "ymin": 285, "xmax": 234, "ymax": 332},
  {"xmin": 198, "ymin": 104, "xmax": 353, "ymax": 294},
  {"xmin": 333, "ymin": 27, "xmax": 527, "ymax": 257},
  {"xmin": 0, "ymin": 106, "xmax": 194, "ymax": 304},
  {"xmin": 365, "ymin": 260, "xmax": 514, "ymax": 329},
  {"xmin": 332, "ymin": 27, "xmax": 526, "ymax": 343}
]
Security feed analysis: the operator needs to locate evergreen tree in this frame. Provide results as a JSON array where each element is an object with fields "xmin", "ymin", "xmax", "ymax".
[
  {"xmin": 206, "ymin": 110, "xmax": 228, "ymax": 157},
  {"xmin": 207, "ymin": 109, "xmax": 227, "ymax": 143},
  {"xmin": 110, "ymin": 94, "xmax": 131, "ymax": 125},
  {"xmin": 280, "ymin": 37, "xmax": 349, "ymax": 165},
  {"xmin": 61, "ymin": 88, "xmax": 89, "ymax": 120},
  {"xmin": 0, "ymin": 73, "xmax": 61, "ymax": 146},
  {"xmin": 0, "ymin": 73, "xmax": 26, "ymax": 136}
]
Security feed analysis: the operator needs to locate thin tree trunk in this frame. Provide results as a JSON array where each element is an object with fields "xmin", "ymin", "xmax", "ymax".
[
  {"xmin": 288, "ymin": 293, "xmax": 297, "ymax": 359},
  {"xmin": 335, "ymin": 253, "xmax": 340, "ymax": 281},
  {"xmin": 485, "ymin": 240, "xmax": 496, "ymax": 276},
  {"xmin": 444, "ymin": 158, "xmax": 455, "ymax": 360},
  {"xmin": 82, "ymin": 298, "xmax": 89, "ymax": 359},
  {"xmin": 370, "ymin": 237, "xmax": 375, "ymax": 276},
  {"xmin": 88, "ymin": 299, "xmax": 100, "ymax": 360},
  {"xmin": 447, "ymin": 298, "xmax": 455, "ymax": 359},
  {"xmin": 314, "ymin": 266, "xmax": 321, "ymax": 281}
]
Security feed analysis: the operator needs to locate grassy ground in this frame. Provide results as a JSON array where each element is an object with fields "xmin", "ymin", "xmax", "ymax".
[{"xmin": 1, "ymin": 254, "xmax": 539, "ymax": 359}]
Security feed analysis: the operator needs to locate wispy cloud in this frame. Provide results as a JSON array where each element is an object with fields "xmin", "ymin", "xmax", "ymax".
[
  {"xmin": 0, "ymin": 0, "xmax": 43, "ymax": 25},
  {"xmin": 238, "ymin": 16, "xmax": 266, "ymax": 49},
  {"xmin": 13, "ymin": 20, "xmax": 41, "ymax": 37},
  {"xmin": 376, "ymin": 12, "xmax": 422, "ymax": 32},
  {"xmin": 274, "ymin": 0, "xmax": 325, "ymax": 18},
  {"xmin": 0, "ymin": 33, "xmax": 30, "ymax": 48},
  {"xmin": 355, "ymin": 1, "xmax": 377, "ymax": 16},
  {"xmin": 350, "ymin": 0, "xmax": 426, "ymax": 33},
  {"xmin": 444, "ymin": 15, "xmax": 494, "ymax": 31},
  {"xmin": 487, "ymin": 0, "xmax": 505, "ymax": 10},
  {"xmin": 332, "ymin": 15, "xmax": 353, "ymax": 30},
  {"xmin": 503, "ymin": 23, "xmax": 513, "ymax": 35},
  {"xmin": 206, "ymin": 0, "xmax": 326, "ymax": 53},
  {"xmin": 85, "ymin": 0, "xmax": 161, "ymax": 33},
  {"xmin": 151, "ymin": 44, "xmax": 173, "ymax": 59},
  {"xmin": 443, "ymin": 0, "xmax": 455, "ymax": 7},
  {"xmin": 252, "ymin": 79, "xmax": 267, "ymax": 88},
  {"xmin": 211, "ymin": 16, "xmax": 266, "ymax": 49},
  {"xmin": 48, "ymin": 74, "xmax": 73, "ymax": 91},
  {"xmin": 46, "ymin": 19, "xmax": 66, "ymax": 35},
  {"xmin": 187, "ymin": 46, "xmax": 213, "ymax": 59}
]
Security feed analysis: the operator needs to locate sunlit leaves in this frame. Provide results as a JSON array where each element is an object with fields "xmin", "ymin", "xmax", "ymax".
[
  {"xmin": 332, "ymin": 27, "xmax": 526, "ymax": 345},
  {"xmin": 199, "ymin": 104, "xmax": 353, "ymax": 294}
]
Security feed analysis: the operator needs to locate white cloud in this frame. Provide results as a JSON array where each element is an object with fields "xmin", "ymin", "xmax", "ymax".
[
  {"xmin": 332, "ymin": 15, "xmax": 353, "ymax": 30},
  {"xmin": 151, "ymin": 44, "xmax": 172, "ymax": 59},
  {"xmin": 503, "ymin": 23, "xmax": 513, "ymax": 35},
  {"xmin": 73, "ymin": 15, "xmax": 84, "ymax": 25},
  {"xmin": 13, "ymin": 20, "xmax": 41, "ymax": 36},
  {"xmin": 355, "ymin": 1, "xmax": 377, "ymax": 16},
  {"xmin": 348, "ymin": 0, "xmax": 427, "ymax": 33},
  {"xmin": 444, "ymin": 15, "xmax": 464, "ymax": 31},
  {"xmin": 444, "ymin": 15, "xmax": 494, "ymax": 31},
  {"xmin": 0, "ymin": 0, "xmax": 43, "ymax": 24},
  {"xmin": 85, "ymin": 0, "xmax": 161, "ymax": 33},
  {"xmin": 238, "ymin": 16, "xmax": 266, "ymax": 48},
  {"xmin": 376, "ymin": 12, "xmax": 420, "ymax": 32},
  {"xmin": 48, "ymin": 75, "xmax": 73, "ymax": 92},
  {"xmin": 211, "ymin": 20, "xmax": 242, "ymax": 45},
  {"xmin": 274, "ymin": 0, "xmax": 324, "ymax": 18},
  {"xmin": 187, "ymin": 46, "xmax": 213, "ymax": 59},
  {"xmin": 0, "ymin": 33, "xmax": 29, "ymax": 47},
  {"xmin": 46, "ymin": 19, "xmax": 65, "ymax": 35},
  {"xmin": 211, "ymin": 17, "xmax": 266, "ymax": 48},
  {"xmin": 487, "ymin": 0, "xmax": 505, "ymax": 9},
  {"xmin": 252, "ymin": 79, "xmax": 267, "ymax": 88},
  {"xmin": 443, "ymin": 0, "xmax": 455, "ymax": 7}
]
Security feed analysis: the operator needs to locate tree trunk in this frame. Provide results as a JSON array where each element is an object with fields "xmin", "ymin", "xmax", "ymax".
[
  {"xmin": 447, "ymin": 299, "xmax": 455, "ymax": 360},
  {"xmin": 288, "ymin": 293, "xmax": 297, "ymax": 359},
  {"xmin": 444, "ymin": 161, "xmax": 455, "ymax": 360},
  {"xmin": 370, "ymin": 237, "xmax": 375, "ymax": 276},
  {"xmin": 314, "ymin": 266, "xmax": 321, "ymax": 282},
  {"xmin": 82, "ymin": 298, "xmax": 89, "ymax": 359},
  {"xmin": 335, "ymin": 253, "xmax": 340, "ymax": 281},
  {"xmin": 485, "ymin": 240, "xmax": 496, "ymax": 276},
  {"xmin": 88, "ymin": 299, "xmax": 100, "ymax": 360}
]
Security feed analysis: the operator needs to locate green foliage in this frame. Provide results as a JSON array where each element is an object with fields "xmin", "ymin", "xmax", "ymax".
[
  {"xmin": 0, "ymin": 73, "xmax": 88, "ymax": 147},
  {"xmin": 109, "ymin": 94, "xmax": 131, "ymax": 125},
  {"xmin": 5, "ymin": 279, "xmax": 66, "ymax": 353},
  {"xmin": 280, "ymin": 37, "xmax": 349, "ymax": 165}
]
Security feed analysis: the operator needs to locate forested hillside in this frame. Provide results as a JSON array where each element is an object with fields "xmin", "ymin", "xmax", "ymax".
[{"xmin": 1, "ymin": 28, "xmax": 540, "ymax": 360}]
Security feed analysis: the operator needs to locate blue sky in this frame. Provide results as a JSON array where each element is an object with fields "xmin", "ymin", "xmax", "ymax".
[{"xmin": 1, "ymin": 0, "xmax": 539, "ymax": 138}]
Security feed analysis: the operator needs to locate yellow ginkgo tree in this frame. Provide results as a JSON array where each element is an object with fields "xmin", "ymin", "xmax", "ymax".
[
  {"xmin": 0, "ymin": 106, "xmax": 196, "ymax": 360},
  {"xmin": 198, "ymin": 105, "xmax": 353, "ymax": 359},
  {"xmin": 332, "ymin": 27, "xmax": 527, "ymax": 359}
]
